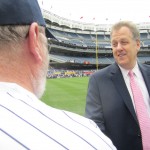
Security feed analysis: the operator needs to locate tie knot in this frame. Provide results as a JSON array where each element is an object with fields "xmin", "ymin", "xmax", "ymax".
[{"xmin": 128, "ymin": 70, "xmax": 134, "ymax": 77}]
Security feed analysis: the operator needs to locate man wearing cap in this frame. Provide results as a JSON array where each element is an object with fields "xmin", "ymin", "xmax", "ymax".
[{"xmin": 0, "ymin": 0, "xmax": 116, "ymax": 149}]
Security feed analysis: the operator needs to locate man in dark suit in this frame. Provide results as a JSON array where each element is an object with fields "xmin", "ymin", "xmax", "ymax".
[{"xmin": 85, "ymin": 21, "xmax": 150, "ymax": 150}]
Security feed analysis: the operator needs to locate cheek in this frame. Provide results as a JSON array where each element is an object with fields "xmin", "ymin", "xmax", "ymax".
[
  {"xmin": 112, "ymin": 49, "xmax": 117, "ymax": 56},
  {"xmin": 129, "ymin": 45, "xmax": 138, "ymax": 55}
]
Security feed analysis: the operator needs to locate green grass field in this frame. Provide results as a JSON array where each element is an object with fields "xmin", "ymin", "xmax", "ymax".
[{"xmin": 41, "ymin": 77, "xmax": 89, "ymax": 116}]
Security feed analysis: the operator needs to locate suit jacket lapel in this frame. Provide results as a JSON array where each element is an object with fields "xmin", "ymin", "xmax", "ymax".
[
  {"xmin": 110, "ymin": 63, "xmax": 138, "ymax": 123},
  {"xmin": 139, "ymin": 63, "xmax": 150, "ymax": 96}
]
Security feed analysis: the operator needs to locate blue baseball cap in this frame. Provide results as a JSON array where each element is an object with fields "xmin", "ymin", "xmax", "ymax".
[{"xmin": 0, "ymin": 0, "xmax": 46, "ymax": 26}]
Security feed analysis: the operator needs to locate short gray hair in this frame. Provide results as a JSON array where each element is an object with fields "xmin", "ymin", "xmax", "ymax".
[
  {"xmin": 0, "ymin": 25, "xmax": 45, "ymax": 44},
  {"xmin": 110, "ymin": 21, "xmax": 140, "ymax": 41},
  {"xmin": 0, "ymin": 25, "xmax": 29, "ymax": 43}
]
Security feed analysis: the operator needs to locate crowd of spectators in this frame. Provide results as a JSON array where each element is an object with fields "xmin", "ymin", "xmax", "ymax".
[{"xmin": 47, "ymin": 68, "xmax": 96, "ymax": 78}]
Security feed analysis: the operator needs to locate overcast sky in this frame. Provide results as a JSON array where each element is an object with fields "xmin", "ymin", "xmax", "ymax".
[{"xmin": 38, "ymin": 0, "xmax": 150, "ymax": 24}]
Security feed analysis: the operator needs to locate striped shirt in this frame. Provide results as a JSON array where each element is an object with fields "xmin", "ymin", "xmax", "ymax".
[{"xmin": 0, "ymin": 82, "xmax": 116, "ymax": 150}]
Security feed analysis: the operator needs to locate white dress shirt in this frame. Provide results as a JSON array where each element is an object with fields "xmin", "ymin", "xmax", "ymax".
[{"xmin": 0, "ymin": 82, "xmax": 116, "ymax": 150}]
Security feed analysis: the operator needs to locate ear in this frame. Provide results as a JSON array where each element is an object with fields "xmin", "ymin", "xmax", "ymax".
[
  {"xmin": 136, "ymin": 39, "xmax": 141, "ymax": 52},
  {"xmin": 28, "ymin": 22, "xmax": 42, "ymax": 62}
]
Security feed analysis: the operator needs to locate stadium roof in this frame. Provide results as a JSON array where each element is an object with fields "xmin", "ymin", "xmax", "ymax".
[{"xmin": 38, "ymin": 0, "xmax": 150, "ymax": 24}]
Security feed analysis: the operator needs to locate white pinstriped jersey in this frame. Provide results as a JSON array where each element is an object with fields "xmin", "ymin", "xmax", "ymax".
[{"xmin": 0, "ymin": 82, "xmax": 116, "ymax": 150}]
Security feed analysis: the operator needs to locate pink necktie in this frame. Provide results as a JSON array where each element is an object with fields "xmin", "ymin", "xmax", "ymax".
[{"xmin": 129, "ymin": 70, "xmax": 150, "ymax": 150}]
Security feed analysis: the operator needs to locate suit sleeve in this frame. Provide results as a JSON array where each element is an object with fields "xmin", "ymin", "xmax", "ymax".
[{"xmin": 85, "ymin": 74, "xmax": 106, "ymax": 133}]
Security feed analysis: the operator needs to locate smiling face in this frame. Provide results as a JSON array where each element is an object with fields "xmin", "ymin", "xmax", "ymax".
[{"xmin": 111, "ymin": 26, "xmax": 140, "ymax": 70}]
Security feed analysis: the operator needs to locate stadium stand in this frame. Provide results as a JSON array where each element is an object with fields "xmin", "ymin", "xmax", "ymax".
[{"xmin": 44, "ymin": 9, "xmax": 150, "ymax": 71}]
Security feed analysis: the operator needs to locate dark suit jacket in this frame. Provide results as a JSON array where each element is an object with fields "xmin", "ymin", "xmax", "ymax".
[{"xmin": 85, "ymin": 62, "xmax": 150, "ymax": 150}]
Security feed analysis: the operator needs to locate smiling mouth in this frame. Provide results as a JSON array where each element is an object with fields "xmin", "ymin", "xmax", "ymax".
[{"xmin": 118, "ymin": 53, "xmax": 126, "ymax": 57}]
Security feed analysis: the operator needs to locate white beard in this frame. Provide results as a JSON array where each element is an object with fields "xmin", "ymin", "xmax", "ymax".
[{"xmin": 32, "ymin": 31, "xmax": 49, "ymax": 99}]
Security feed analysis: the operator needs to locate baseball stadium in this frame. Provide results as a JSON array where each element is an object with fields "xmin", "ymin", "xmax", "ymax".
[{"xmin": 40, "ymin": 4, "xmax": 150, "ymax": 115}]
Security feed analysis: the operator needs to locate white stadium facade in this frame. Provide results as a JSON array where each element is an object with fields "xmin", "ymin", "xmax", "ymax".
[{"xmin": 42, "ymin": 9, "xmax": 150, "ymax": 70}]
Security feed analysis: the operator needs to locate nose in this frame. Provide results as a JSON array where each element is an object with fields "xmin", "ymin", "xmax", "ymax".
[{"xmin": 116, "ymin": 43, "xmax": 123, "ymax": 51}]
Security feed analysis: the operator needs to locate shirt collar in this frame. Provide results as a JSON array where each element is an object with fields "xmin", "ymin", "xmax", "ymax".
[
  {"xmin": 132, "ymin": 62, "xmax": 140, "ymax": 77},
  {"xmin": 118, "ymin": 62, "xmax": 139, "ymax": 78},
  {"xmin": 0, "ymin": 82, "xmax": 37, "ymax": 102}
]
